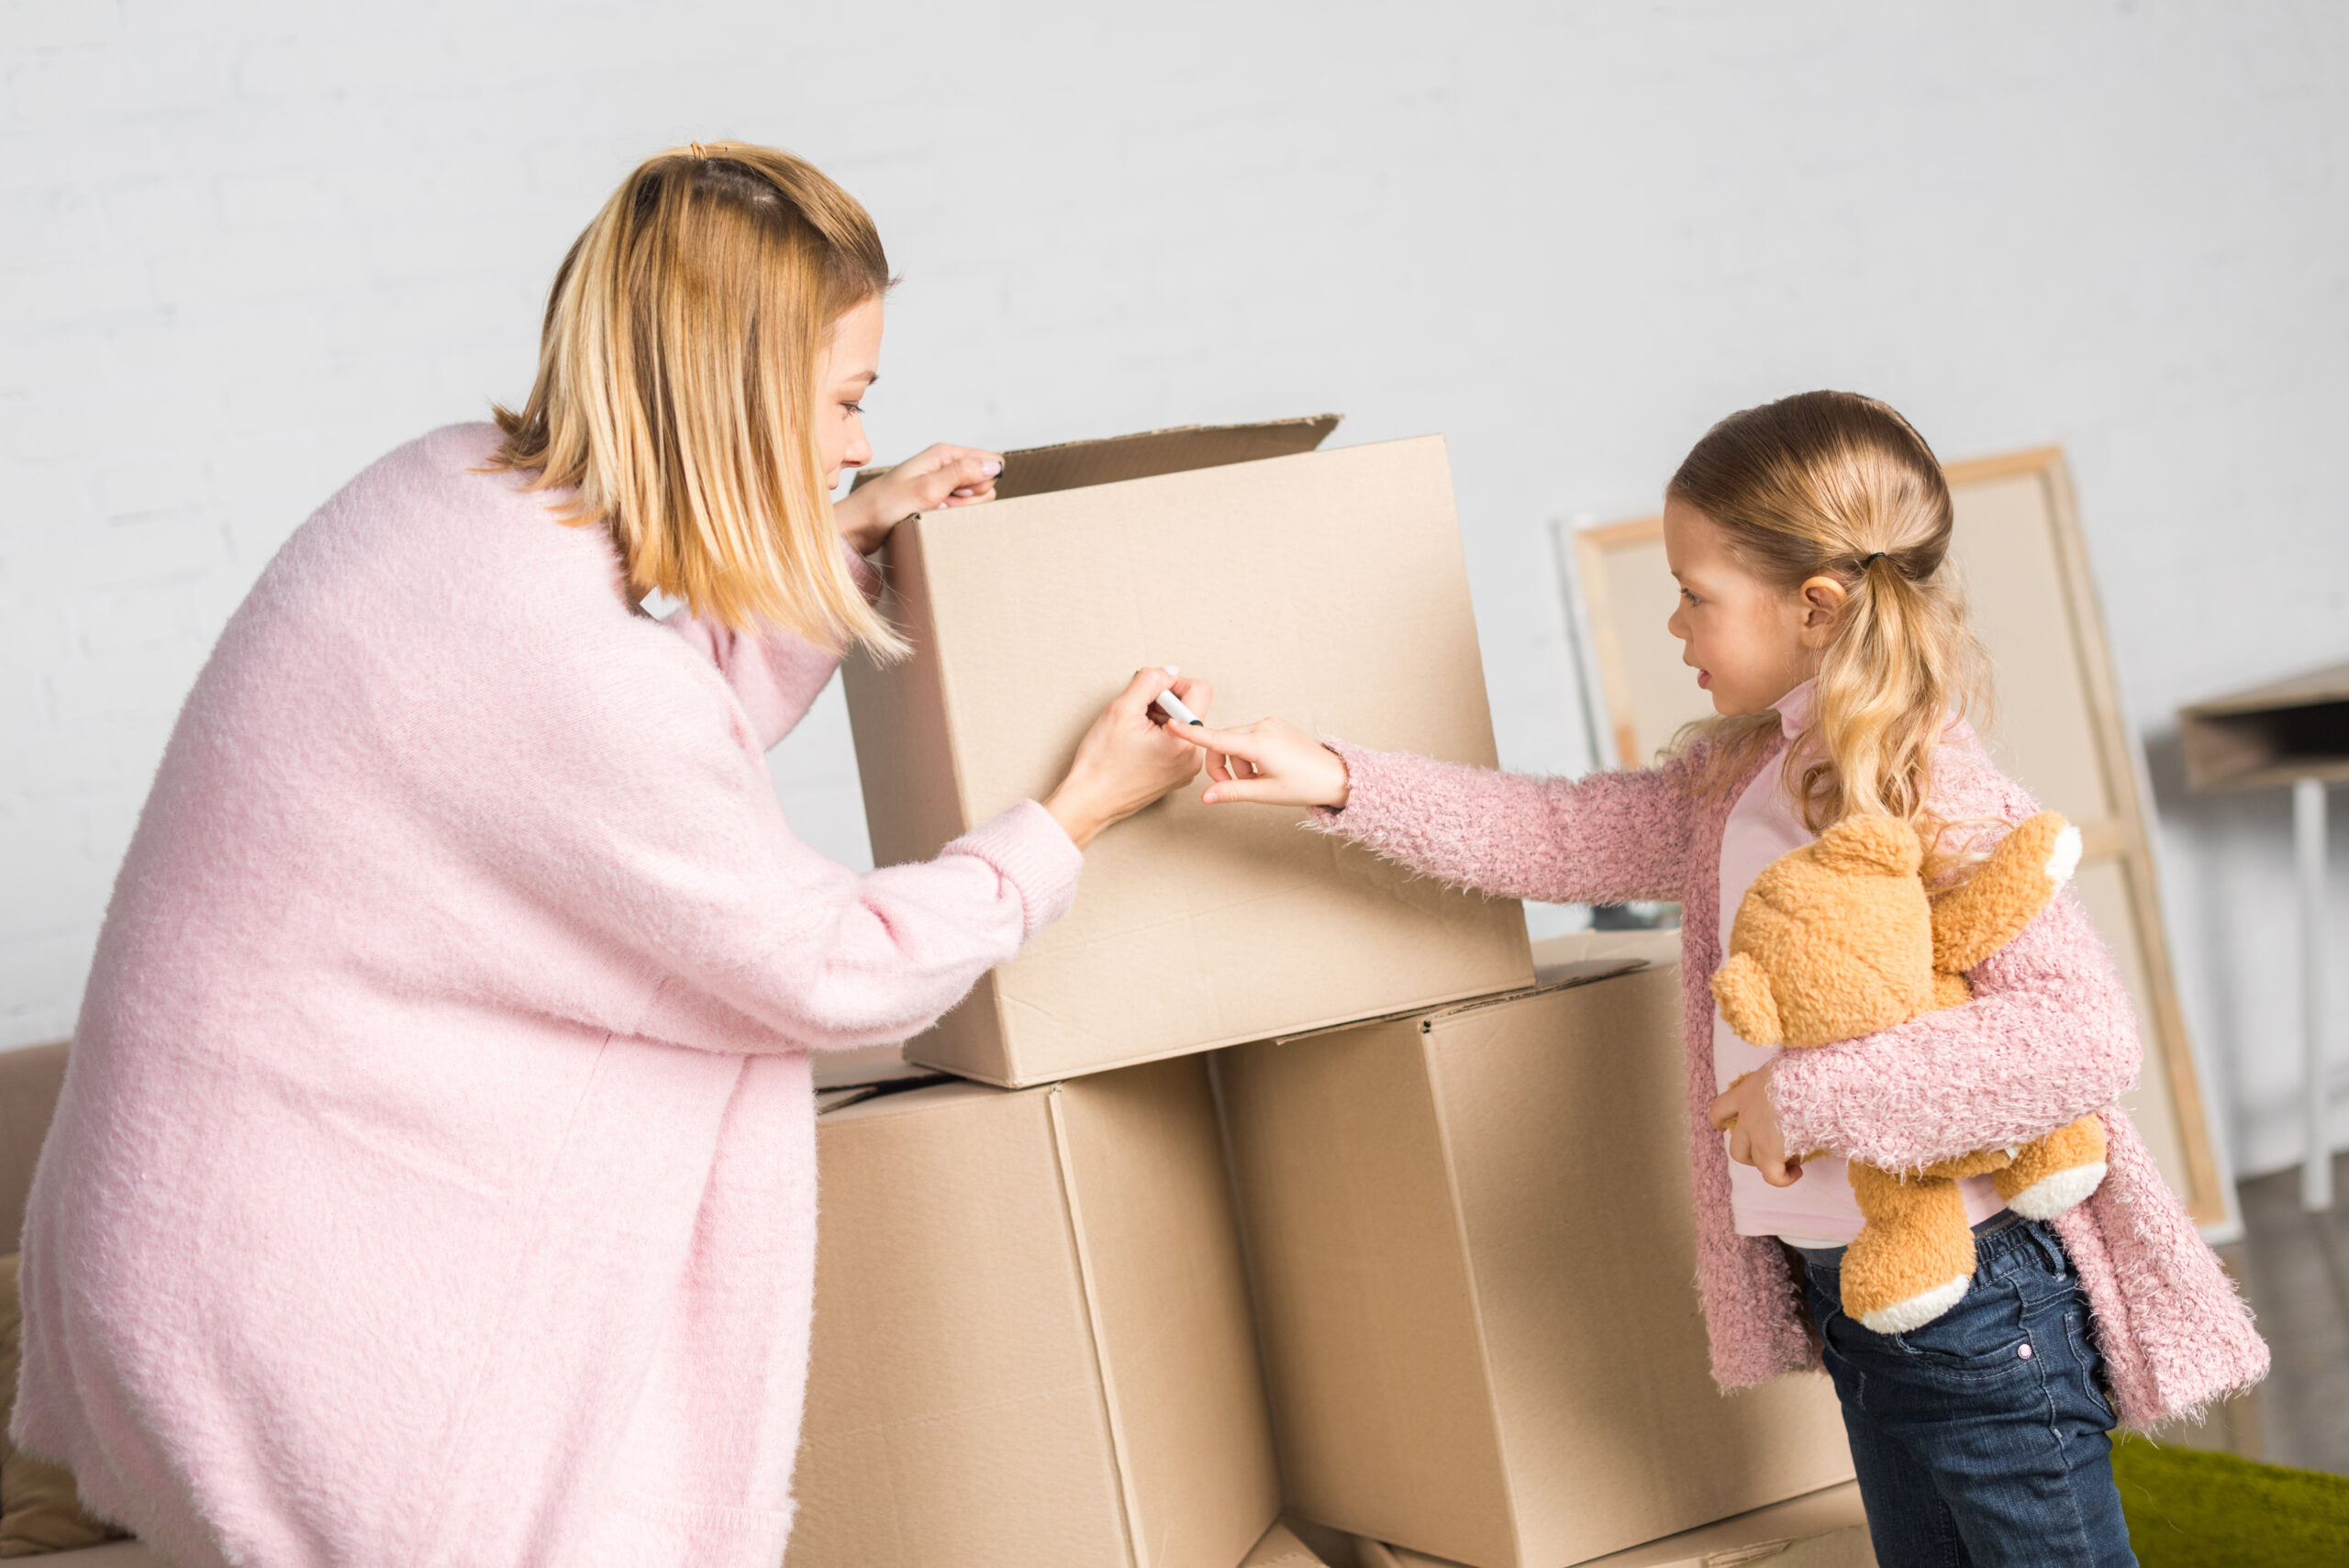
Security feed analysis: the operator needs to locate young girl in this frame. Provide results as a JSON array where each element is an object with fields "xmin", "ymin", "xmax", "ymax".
[{"xmin": 1174, "ymin": 391, "xmax": 2266, "ymax": 1568}]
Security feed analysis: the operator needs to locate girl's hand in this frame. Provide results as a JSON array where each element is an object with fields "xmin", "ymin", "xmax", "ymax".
[
  {"xmin": 834, "ymin": 443, "xmax": 1005, "ymax": 555},
  {"xmin": 1164, "ymin": 716, "xmax": 1351, "ymax": 809},
  {"xmin": 1709, "ymin": 1062, "xmax": 1804, "ymax": 1187},
  {"xmin": 1043, "ymin": 668, "xmax": 1216, "ymax": 850}
]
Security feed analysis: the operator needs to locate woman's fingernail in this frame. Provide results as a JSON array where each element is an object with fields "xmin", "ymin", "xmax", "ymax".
[
  {"xmin": 1164, "ymin": 663, "xmax": 1179, "ymax": 676},
  {"xmin": 982, "ymin": 458, "xmax": 1003, "ymax": 476}
]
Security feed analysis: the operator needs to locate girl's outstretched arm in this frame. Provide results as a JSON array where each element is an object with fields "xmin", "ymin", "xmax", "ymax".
[
  {"xmin": 1168, "ymin": 717, "xmax": 1698, "ymax": 906},
  {"xmin": 1766, "ymin": 887, "xmax": 2142, "ymax": 1172}
]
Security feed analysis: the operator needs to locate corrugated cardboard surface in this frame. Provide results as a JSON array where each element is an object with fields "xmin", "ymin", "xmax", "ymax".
[
  {"xmin": 1366, "ymin": 1482, "xmax": 1872, "ymax": 1568},
  {"xmin": 788, "ymin": 1060, "xmax": 1279, "ymax": 1568},
  {"xmin": 846, "ymin": 430, "xmax": 1534, "ymax": 1086},
  {"xmin": 1242, "ymin": 1522, "xmax": 1334, "ymax": 1567},
  {"xmin": 1219, "ymin": 965, "xmax": 1854, "ymax": 1568}
]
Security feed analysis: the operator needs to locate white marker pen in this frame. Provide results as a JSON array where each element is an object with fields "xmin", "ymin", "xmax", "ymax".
[{"xmin": 1154, "ymin": 690, "xmax": 1204, "ymax": 727}]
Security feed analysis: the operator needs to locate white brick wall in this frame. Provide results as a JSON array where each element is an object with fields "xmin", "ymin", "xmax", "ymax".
[{"xmin": 5, "ymin": 1, "xmax": 2345, "ymax": 1174}]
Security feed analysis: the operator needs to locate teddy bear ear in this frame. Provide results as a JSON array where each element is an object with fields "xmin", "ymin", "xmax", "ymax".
[{"xmin": 1811, "ymin": 815, "xmax": 1922, "ymax": 877}]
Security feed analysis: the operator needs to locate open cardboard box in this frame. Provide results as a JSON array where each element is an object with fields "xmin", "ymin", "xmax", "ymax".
[
  {"xmin": 844, "ymin": 418, "xmax": 1535, "ymax": 1087},
  {"xmin": 786, "ymin": 1055, "xmax": 1280, "ymax": 1568},
  {"xmin": 1215, "ymin": 947, "xmax": 1853, "ymax": 1568}
]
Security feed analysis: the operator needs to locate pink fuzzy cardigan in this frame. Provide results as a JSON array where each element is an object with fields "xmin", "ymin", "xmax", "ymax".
[
  {"xmin": 10, "ymin": 426, "xmax": 1082, "ymax": 1568},
  {"xmin": 1314, "ymin": 732, "xmax": 2268, "ymax": 1429}
]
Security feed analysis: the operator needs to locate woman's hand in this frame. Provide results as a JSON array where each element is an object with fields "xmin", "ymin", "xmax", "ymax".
[
  {"xmin": 1709, "ymin": 1062, "xmax": 1804, "ymax": 1187},
  {"xmin": 1164, "ymin": 716, "xmax": 1351, "ymax": 809},
  {"xmin": 833, "ymin": 443, "xmax": 1004, "ymax": 556},
  {"xmin": 1043, "ymin": 667, "xmax": 1216, "ymax": 851}
]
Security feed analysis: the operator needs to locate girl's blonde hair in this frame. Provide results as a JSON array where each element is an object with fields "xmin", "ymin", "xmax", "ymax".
[
  {"xmin": 1667, "ymin": 391, "xmax": 1991, "ymax": 853},
  {"xmin": 487, "ymin": 141, "xmax": 902, "ymax": 653}
]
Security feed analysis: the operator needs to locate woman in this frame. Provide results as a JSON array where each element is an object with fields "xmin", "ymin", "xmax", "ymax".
[{"xmin": 10, "ymin": 143, "xmax": 1203, "ymax": 1568}]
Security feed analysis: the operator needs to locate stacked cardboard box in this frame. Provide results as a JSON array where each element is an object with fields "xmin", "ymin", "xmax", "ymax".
[
  {"xmin": 801, "ymin": 421, "xmax": 1859, "ymax": 1568},
  {"xmin": 1217, "ymin": 951, "xmax": 1853, "ymax": 1567},
  {"xmin": 841, "ymin": 419, "xmax": 1536, "ymax": 1085},
  {"xmin": 786, "ymin": 1060, "xmax": 1279, "ymax": 1567}
]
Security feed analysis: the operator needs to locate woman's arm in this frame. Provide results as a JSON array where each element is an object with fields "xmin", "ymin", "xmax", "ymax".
[
  {"xmin": 624, "ymin": 798, "xmax": 1085, "ymax": 1055},
  {"xmin": 1766, "ymin": 887, "xmax": 2142, "ymax": 1172},
  {"xmin": 516, "ymin": 664, "xmax": 1200, "ymax": 1056}
]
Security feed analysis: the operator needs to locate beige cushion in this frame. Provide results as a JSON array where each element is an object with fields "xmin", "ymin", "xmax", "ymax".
[
  {"xmin": 6, "ymin": 1548, "xmax": 159, "ymax": 1567},
  {"xmin": 3, "ymin": 1252, "xmax": 133, "ymax": 1559},
  {"xmin": 0, "ymin": 1043, "xmax": 69, "ymax": 1253}
]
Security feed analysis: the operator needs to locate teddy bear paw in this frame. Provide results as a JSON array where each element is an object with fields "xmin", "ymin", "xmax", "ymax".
[
  {"xmin": 2003, "ymin": 1161, "xmax": 2108, "ymax": 1220},
  {"xmin": 1855, "ymin": 1273, "xmax": 1974, "ymax": 1335}
]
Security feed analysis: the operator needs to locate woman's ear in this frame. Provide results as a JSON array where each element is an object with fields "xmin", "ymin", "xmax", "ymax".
[{"xmin": 1795, "ymin": 575, "xmax": 1848, "ymax": 650}]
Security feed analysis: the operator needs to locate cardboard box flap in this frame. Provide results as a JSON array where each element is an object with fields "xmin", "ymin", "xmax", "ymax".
[
  {"xmin": 811, "ymin": 1042, "xmax": 938, "ymax": 1091},
  {"xmin": 812, "ymin": 1075, "xmax": 1002, "ymax": 1124},
  {"xmin": 1241, "ymin": 1523, "xmax": 1331, "ymax": 1566},
  {"xmin": 1367, "ymin": 1478, "xmax": 1870, "ymax": 1565},
  {"xmin": 855, "ymin": 414, "xmax": 1342, "ymax": 501}
]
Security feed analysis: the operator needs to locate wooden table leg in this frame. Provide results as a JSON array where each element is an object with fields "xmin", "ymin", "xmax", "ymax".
[{"xmin": 2299, "ymin": 776, "xmax": 2332, "ymax": 1213}]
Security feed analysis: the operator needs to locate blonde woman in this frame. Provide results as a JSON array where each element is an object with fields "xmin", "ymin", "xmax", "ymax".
[
  {"xmin": 11, "ymin": 144, "xmax": 1204, "ymax": 1568},
  {"xmin": 1171, "ymin": 392, "xmax": 2264, "ymax": 1566}
]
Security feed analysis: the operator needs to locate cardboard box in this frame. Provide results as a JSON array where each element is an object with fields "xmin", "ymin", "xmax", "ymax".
[
  {"xmin": 1216, "ymin": 961, "xmax": 1854, "ymax": 1568},
  {"xmin": 1359, "ymin": 1483, "xmax": 1873, "ymax": 1568},
  {"xmin": 844, "ymin": 419, "xmax": 1536, "ymax": 1087},
  {"xmin": 786, "ymin": 1055, "xmax": 1280, "ymax": 1568}
]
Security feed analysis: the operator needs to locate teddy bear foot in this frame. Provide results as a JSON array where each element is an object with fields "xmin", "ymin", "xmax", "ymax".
[
  {"xmin": 1854, "ymin": 1273, "xmax": 1974, "ymax": 1335},
  {"xmin": 2002, "ymin": 1160, "xmax": 2108, "ymax": 1220},
  {"xmin": 1842, "ymin": 1164, "xmax": 1977, "ymax": 1333}
]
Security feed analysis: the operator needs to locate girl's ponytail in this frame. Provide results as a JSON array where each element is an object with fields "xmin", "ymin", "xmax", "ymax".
[{"xmin": 1665, "ymin": 391, "xmax": 1991, "ymax": 866}]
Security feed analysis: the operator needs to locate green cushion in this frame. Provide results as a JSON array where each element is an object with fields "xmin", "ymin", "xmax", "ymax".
[{"xmin": 2116, "ymin": 1432, "xmax": 2349, "ymax": 1567}]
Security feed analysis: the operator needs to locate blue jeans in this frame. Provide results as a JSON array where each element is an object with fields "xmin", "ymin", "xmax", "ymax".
[{"xmin": 1791, "ymin": 1214, "xmax": 2137, "ymax": 1567}]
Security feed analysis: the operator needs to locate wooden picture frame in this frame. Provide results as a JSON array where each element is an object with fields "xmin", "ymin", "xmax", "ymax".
[{"xmin": 1564, "ymin": 449, "xmax": 2232, "ymax": 1230}]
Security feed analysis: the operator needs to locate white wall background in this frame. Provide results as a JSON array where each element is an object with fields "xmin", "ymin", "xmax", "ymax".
[{"xmin": 4, "ymin": 1, "xmax": 2344, "ymax": 1177}]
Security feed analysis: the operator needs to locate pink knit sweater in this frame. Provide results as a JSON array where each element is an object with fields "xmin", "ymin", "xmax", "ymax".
[
  {"xmin": 10, "ymin": 426, "xmax": 1083, "ymax": 1568},
  {"xmin": 1313, "ymin": 731, "xmax": 2268, "ymax": 1429}
]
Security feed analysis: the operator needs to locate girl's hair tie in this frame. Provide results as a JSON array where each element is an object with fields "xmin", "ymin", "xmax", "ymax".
[{"xmin": 1860, "ymin": 551, "xmax": 1888, "ymax": 567}]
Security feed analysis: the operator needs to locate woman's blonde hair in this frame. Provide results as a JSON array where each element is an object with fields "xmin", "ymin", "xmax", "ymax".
[
  {"xmin": 1667, "ymin": 391, "xmax": 1991, "ymax": 854},
  {"xmin": 487, "ymin": 141, "xmax": 901, "ymax": 652}
]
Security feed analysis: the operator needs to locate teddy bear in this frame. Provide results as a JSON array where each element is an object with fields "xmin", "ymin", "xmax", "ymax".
[{"xmin": 1709, "ymin": 809, "xmax": 2108, "ymax": 1334}]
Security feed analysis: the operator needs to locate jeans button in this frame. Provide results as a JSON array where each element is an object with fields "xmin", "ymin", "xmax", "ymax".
[{"xmin": 2018, "ymin": 1343, "xmax": 2033, "ymax": 1360}]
